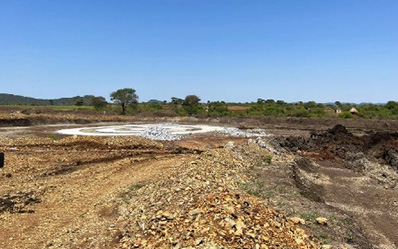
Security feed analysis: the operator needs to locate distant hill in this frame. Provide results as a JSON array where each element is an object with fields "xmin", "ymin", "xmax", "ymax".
[
  {"xmin": 147, "ymin": 99, "xmax": 164, "ymax": 104},
  {"xmin": 0, "ymin": 93, "xmax": 99, "ymax": 106}
]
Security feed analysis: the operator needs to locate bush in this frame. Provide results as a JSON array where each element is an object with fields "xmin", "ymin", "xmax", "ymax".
[
  {"xmin": 91, "ymin": 97, "xmax": 107, "ymax": 110},
  {"xmin": 74, "ymin": 99, "xmax": 84, "ymax": 106},
  {"xmin": 339, "ymin": 112, "xmax": 353, "ymax": 118}
]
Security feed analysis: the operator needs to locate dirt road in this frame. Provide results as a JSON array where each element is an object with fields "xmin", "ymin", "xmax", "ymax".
[{"xmin": 0, "ymin": 136, "xmax": 194, "ymax": 248}]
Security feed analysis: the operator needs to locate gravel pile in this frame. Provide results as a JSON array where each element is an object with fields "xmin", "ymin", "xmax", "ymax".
[
  {"xmin": 140, "ymin": 125, "xmax": 182, "ymax": 141},
  {"xmin": 218, "ymin": 127, "xmax": 272, "ymax": 138},
  {"xmin": 57, "ymin": 123, "xmax": 272, "ymax": 141},
  {"xmin": 139, "ymin": 125, "xmax": 272, "ymax": 141}
]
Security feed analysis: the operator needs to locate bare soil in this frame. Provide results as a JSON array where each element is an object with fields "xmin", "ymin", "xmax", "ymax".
[{"xmin": 273, "ymin": 125, "xmax": 398, "ymax": 248}]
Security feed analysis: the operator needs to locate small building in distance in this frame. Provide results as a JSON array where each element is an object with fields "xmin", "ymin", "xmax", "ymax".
[
  {"xmin": 335, "ymin": 108, "xmax": 342, "ymax": 114},
  {"xmin": 350, "ymin": 107, "xmax": 359, "ymax": 115}
]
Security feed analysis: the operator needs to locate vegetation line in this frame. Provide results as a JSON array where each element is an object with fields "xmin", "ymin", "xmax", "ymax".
[{"xmin": 2, "ymin": 90, "xmax": 398, "ymax": 120}]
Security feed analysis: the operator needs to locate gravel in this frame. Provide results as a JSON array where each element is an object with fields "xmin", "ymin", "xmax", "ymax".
[
  {"xmin": 57, "ymin": 123, "xmax": 272, "ymax": 141},
  {"xmin": 140, "ymin": 125, "xmax": 182, "ymax": 141},
  {"xmin": 140, "ymin": 125, "xmax": 272, "ymax": 141},
  {"xmin": 218, "ymin": 127, "xmax": 272, "ymax": 138}
]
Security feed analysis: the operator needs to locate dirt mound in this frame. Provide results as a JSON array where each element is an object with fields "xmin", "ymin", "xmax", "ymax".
[{"xmin": 280, "ymin": 124, "xmax": 398, "ymax": 174}]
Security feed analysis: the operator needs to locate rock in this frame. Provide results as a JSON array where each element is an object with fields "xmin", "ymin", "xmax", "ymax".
[
  {"xmin": 295, "ymin": 238, "xmax": 305, "ymax": 245},
  {"xmin": 246, "ymin": 232, "xmax": 256, "ymax": 239},
  {"xmin": 224, "ymin": 205, "xmax": 235, "ymax": 215},
  {"xmin": 163, "ymin": 211, "xmax": 174, "ymax": 220},
  {"xmin": 224, "ymin": 141, "xmax": 235, "ymax": 150},
  {"xmin": 225, "ymin": 217, "xmax": 236, "ymax": 227},
  {"xmin": 234, "ymin": 219, "xmax": 246, "ymax": 235},
  {"xmin": 189, "ymin": 208, "xmax": 200, "ymax": 216},
  {"xmin": 195, "ymin": 238, "xmax": 203, "ymax": 246},
  {"xmin": 290, "ymin": 217, "xmax": 306, "ymax": 225},
  {"xmin": 316, "ymin": 217, "xmax": 328, "ymax": 225}
]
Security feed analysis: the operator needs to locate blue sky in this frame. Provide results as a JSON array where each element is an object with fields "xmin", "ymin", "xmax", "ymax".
[{"xmin": 0, "ymin": 0, "xmax": 397, "ymax": 103}]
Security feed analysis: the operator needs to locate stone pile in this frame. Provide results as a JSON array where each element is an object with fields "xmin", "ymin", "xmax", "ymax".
[
  {"xmin": 218, "ymin": 128, "xmax": 271, "ymax": 138},
  {"xmin": 140, "ymin": 125, "xmax": 182, "ymax": 141},
  {"xmin": 118, "ymin": 148, "xmax": 319, "ymax": 248},
  {"xmin": 137, "ymin": 125, "xmax": 272, "ymax": 141}
]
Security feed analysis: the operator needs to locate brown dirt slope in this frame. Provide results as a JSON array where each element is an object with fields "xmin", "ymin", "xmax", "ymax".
[{"xmin": 276, "ymin": 125, "xmax": 398, "ymax": 248}]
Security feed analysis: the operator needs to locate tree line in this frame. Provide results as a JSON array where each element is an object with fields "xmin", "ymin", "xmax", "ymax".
[
  {"xmin": 107, "ymin": 88, "xmax": 398, "ymax": 119},
  {"xmin": 2, "ymin": 88, "xmax": 398, "ymax": 119}
]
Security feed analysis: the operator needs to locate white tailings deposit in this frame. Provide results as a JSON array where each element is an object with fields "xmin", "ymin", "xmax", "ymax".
[{"xmin": 56, "ymin": 123, "xmax": 271, "ymax": 141}]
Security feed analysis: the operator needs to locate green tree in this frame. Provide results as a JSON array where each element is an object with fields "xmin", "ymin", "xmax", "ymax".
[
  {"xmin": 91, "ymin": 96, "xmax": 107, "ymax": 110},
  {"xmin": 386, "ymin": 101, "xmax": 398, "ymax": 110},
  {"xmin": 171, "ymin": 97, "xmax": 184, "ymax": 107},
  {"xmin": 74, "ymin": 99, "xmax": 84, "ymax": 106},
  {"xmin": 110, "ymin": 88, "xmax": 138, "ymax": 115},
  {"xmin": 182, "ymin": 95, "xmax": 201, "ymax": 115},
  {"xmin": 208, "ymin": 101, "xmax": 229, "ymax": 116},
  {"xmin": 276, "ymin": 100, "xmax": 286, "ymax": 105},
  {"xmin": 304, "ymin": 101, "xmax": 317, "ymax": 109},
  {"xmin": 265, "ymin": 99, "xmax": 275, "ymax": 105},
  {"xmin": 257, "ymin": 98, "xmax": 265, "ymax": 105}
]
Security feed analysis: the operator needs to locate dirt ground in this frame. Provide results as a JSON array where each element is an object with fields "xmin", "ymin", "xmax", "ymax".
[
  {"xmin": 1, "ymin": 113, "xmax": 398, "ymax": 249},
  {"xmin": 274, "ymin": 125, "xmax": 398, "ymax": 248}
]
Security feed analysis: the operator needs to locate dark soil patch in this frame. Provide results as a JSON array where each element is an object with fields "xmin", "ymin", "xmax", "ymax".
[
  {"xmin": 0, "ymin": 192, "xmax": 41, "ymax": 214},
  {"xmin": 279, "ymin": 124, "xmax": 398, "ymax": 173},
  {"xmin": 0, "ymin": 118, "xmax": 31, "ymax": 127}
]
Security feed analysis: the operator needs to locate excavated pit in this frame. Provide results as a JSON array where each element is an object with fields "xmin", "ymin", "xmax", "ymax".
[{"xmin": 276, "ymin": 124, "xmax": 398, "ymax": 248}]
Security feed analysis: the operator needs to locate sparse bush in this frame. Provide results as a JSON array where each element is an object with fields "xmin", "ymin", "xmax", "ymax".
[
  {"xmin": 47, "ymin": 134, "xmax": 58, "ymax": 140},
  {"xmin": 339, "ymin": 111, "xmax": 353, "ymax": 118},
  {"xmin": 265, "ymin": 155, "xmax": 272, "ymax": 165},
  {"xmin": 207, "ymin": 101, "xmax": 229, "ymax": 116}
]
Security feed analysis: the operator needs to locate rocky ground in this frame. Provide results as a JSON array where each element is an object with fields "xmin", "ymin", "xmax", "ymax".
[
  {"xmin": 0, "ymin": 134, "xmax": 322, "ymax": 249},
  {"xmin": 0, "ymin": 114, "xmax": 398, "ymax": 249}
]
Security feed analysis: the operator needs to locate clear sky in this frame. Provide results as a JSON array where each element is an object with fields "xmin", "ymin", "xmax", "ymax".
[{"xmin": 0, "ymin": 0, "xmax": 397, "ymax": 103}]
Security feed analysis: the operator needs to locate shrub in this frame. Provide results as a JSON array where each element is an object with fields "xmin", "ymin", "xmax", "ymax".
[{"xmin": 339, "ymin": 111, "xmax": 353, "ymax": 118}]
